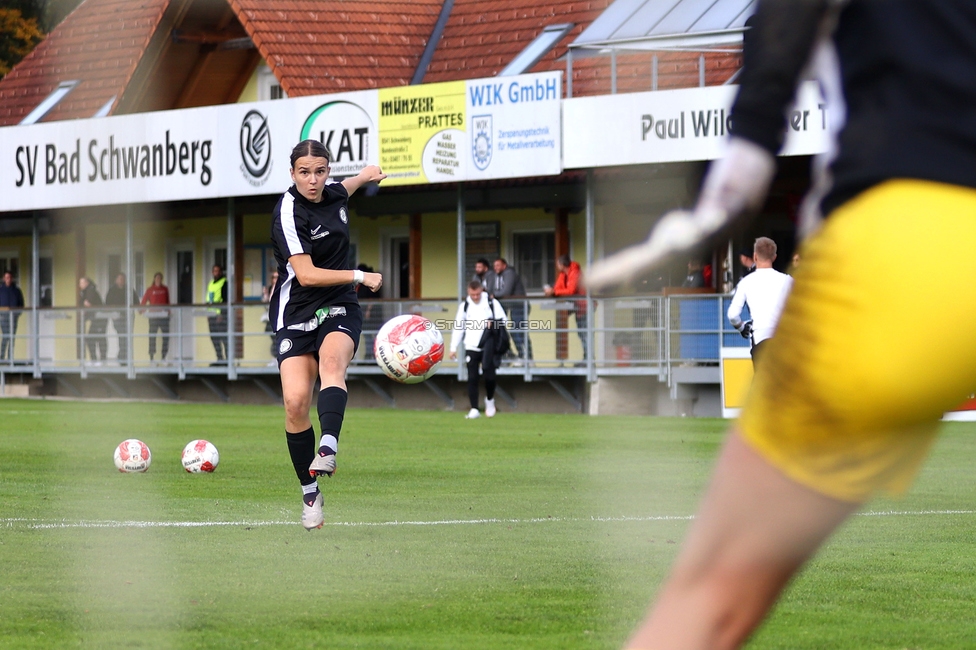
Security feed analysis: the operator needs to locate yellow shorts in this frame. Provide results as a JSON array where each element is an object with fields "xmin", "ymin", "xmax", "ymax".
[{"xmin": 739, "ymin": 180, "xmax": 976, "ymax": 502}]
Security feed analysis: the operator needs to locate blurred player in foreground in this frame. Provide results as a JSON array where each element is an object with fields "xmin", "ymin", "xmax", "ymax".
[
  {"xmin": 587, "ymin": 1, "xmax": 976, "ymax": 648},
  {"xmin": 269, "ymin": 140, "xmax": 384, "ymax": 530}
]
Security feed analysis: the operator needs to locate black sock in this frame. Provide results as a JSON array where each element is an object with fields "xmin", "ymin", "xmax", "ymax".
[
  {"xmin": 286, "ymin": 427, "xmax": 316, "ymax": 486},
  {"xmin": 317, "ymin": 386, "xmax": 347, "ymax": 456}
]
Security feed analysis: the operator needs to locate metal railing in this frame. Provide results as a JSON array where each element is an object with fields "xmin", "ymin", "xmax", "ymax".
[{"xmin": 0, "ymin": 294, "xmax": 749, "ymax": 383}]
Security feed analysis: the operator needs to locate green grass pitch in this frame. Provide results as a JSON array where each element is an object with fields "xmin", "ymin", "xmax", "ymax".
[{"xmin": 2, "ymin": 398, "xmax": 976, "ymax": 648}]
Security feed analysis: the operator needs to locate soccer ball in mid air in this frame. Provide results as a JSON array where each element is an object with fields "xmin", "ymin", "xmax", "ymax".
[
  {"xmin": 114, "ymin": 439, "xmax": 152, "ymax": 473},
  {"xmin": 374, "ymin": 314, "xmax": 444, "ymax": 384},
  {"xmin": 181, "ymin": 439, "xmax": 219, "ymax": 473}
]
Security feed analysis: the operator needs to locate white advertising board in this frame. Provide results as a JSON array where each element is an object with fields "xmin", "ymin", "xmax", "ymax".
[
  {"xmin": 0, "ymin": 72, "xmax": 562, "ymax": 211},
  {"xmin": 465, "ymin": 71, "xmax": 561, "ymax": 181},
  {"xmin": 563, "ymin": 81, "xmax": 829, "ymax": 169},
  {"xmin": 0, "ymin": 90, "xmax": 381, "ymax": 212}
]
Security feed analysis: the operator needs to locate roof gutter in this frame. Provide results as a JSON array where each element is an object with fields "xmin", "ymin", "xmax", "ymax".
[{"xmin": 411, "ymin": 0, "xmax": 454, "ymax": 85}]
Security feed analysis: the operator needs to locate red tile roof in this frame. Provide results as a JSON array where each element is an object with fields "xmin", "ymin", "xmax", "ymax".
[
  {"xmin": 0, "ymin": 0, "xmax": 741, "ymax": 128},
  {"xmin": 0, "ymin": 0, "xmax": 168, "ymax": 126},
  {"xmin": 230, "ymin": 0, "xmax": 444, "ymax": 95},
  {"xmin": 423, "ymin": 0, "xmax": 611, "ymax": 83}
]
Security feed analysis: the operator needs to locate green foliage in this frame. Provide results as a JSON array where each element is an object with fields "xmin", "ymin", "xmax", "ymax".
[
  {"xmin": 1, "ymin": 400, "xmax": 975, "ymax": 648},
  {"xmin": 0, "ymin": 8, "xmax": 44, "ymax": 77}
]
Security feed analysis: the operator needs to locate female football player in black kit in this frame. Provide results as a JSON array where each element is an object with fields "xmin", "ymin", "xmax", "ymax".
[{"xmin": 269, "ymin": 139, "xmax": 384, "ymax": 530}]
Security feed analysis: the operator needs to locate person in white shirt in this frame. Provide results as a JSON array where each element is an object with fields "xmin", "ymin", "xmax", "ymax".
[
  {"xmin": 449, "ymin": 280, "xmax": 509, "ymax": 419},
  {"xmin": 727, "ymin": 237, "xmax": 793, "ymax": 365}
]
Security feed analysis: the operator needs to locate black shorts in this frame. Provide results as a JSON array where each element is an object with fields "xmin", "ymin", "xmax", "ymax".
[{"xmin": 275, "ymin": 302, "xmax": 363, "ymax": 363}]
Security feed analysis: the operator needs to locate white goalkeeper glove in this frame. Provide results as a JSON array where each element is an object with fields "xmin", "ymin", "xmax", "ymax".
[{"xmin": 586, "ymin": 138, "xmax": 776, "ymax": 291}]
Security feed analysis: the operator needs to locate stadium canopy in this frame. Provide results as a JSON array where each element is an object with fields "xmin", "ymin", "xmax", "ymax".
[{"xmin": 569, "ymin": 0, "xmax": 755, "ymax": 56}]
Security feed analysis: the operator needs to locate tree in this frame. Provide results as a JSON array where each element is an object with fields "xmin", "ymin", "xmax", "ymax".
[{"xmin": 0, "ymin": 8, "xmax": 44, "ymax": 78}]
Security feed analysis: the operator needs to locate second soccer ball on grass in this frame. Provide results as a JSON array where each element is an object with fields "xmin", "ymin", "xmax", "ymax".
[{"xmin": 181, "ymin": 439, "xmax": 219, "ymax": 473}]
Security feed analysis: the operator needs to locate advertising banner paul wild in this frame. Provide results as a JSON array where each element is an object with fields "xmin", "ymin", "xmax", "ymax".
[{"xmin": 563, "ymin": 81, "xmax": 829, "ymax": 169}]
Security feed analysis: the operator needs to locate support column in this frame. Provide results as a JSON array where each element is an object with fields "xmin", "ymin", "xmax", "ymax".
[
  {"xmin": 226, "ymin": 198, "xmax": 237, "ymax": 379},
  {"xmin": 75, "ymin": 221, "xmax": 86, "ymax": 362},
  {"xmin": 456, "ymin": 185, "xmax": 465, "ymax": 381},
  {"xmin": 585, "ymin": 170, "xmax": 595, "ymax": 382},
  {"xmin": 555, "ymin": 209, "xmax": 569, "ymax": 361},
  {"xmin": 125, "ymin": 206, "xmax": 134, "ymax": 378},
  {"xmin": 31, "ymin": 212, "xmax": 40, "ymax": 378},
  {"xmin": 409, "ymin": 213, "xmax": 422, "ymax": 298}
]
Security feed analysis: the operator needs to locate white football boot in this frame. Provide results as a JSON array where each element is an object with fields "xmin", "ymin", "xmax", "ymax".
[
  {"xmin": 309, "ymin": 452, "xmax": 336, "ymax": 478},
  {"xmin": 302, "ymin": 492, "xmax": 324, "ymax": 530},
  {"xmin": 465, "ymin": 408, "xmax": 480, "ymax": 419},
  {"xmin": 485, "ymin": 398, "xmax": 496, "ymax": 417}
]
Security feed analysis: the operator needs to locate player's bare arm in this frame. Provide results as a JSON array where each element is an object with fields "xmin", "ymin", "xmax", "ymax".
[
  {"xmin": 289, "ymin": 253, "xmax": 383, "ymax": 292},
  {"xmin": 341, "ymin": 165, "xmax": 387, "ymax": 196}
]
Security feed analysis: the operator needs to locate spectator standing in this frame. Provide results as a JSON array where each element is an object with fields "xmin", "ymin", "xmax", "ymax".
[
  {"xmin": 78, "ymin": 277, "xmax": 107, "ymax": 364},
  {"xmin": 449, "ymin": 280, "xmax": 508, "ymax": 419},
  {"xmin": 206, "ymin": 264, "xmax": 228, "ymax": 363},
  {"xmin": 104, "ymin": 273, "xmax": 139, "ymax": 363},
  {"xmin": 141, "ymin": 272, "xmax": 170, "ymax": 363},
  {"xmin": 739, "ymin": 247, "xmax": 756, "ymax": 279},
  {"xmin": 0, "ymin": 271, "xmax": 24, "ymax": 362},
  {"xmin": 545, "ymin": 255, "xmax": 588, "ymax": 360},
  {"xmin": 681, "ymin": 260, "xmax": 706, "ymax": 288},
  {"xmin": 471, "ymin": 258, "xmax": 491, "ymax": 289},
  {"xmin": 488, "ymin": 257, "xmax": 531, "ymax": 362},
  {"xmin": 727, "ymin": 237, "xmax": 793, "ymax": 365}
]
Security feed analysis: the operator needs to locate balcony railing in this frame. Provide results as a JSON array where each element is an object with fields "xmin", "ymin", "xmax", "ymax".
[{"xmin": 0, "ymin": 294, "xmax": 749, "ymax": 383}]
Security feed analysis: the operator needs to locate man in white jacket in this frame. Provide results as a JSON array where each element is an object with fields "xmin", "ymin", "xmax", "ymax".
[
  {"xmin": 449, "ymin": 280, "xmax": 509, "ymax": 419},
  {"xmin": 727, "ymin": 237, "xmax": 793, "ymax": 365}
]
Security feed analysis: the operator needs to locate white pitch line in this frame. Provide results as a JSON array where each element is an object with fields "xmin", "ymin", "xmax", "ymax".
[{"xmin": 3, "ymin": 510, "xmax": 976, "ymax": 530}]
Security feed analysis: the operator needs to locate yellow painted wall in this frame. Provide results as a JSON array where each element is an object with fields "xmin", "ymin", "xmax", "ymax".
[{"xmin": 238, "ymin": 67, "xmax": 259, "ymax": 104}]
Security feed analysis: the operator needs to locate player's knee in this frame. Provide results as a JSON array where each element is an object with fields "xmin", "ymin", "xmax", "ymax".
[{"xmin": 282, "ymin": 392, "xmax": 309, "ymax": 418}]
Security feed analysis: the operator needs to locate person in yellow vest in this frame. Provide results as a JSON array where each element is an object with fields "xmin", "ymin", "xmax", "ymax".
[{"xmin": 206, "ymin": 264, "xmax": 228, "ymax": 363}]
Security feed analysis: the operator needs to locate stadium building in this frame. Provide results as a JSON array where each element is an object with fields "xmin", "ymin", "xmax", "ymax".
[{"xmin": 0, "ymin": 0, "xmax": 816, "ymax": 415}]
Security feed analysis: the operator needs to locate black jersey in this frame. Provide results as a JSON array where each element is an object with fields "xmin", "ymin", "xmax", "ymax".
[
  {"xmin": 269, "ymin": 183, "xmax": 358, "ymax": 332},
  {"xmin": 731, "ymin": 0, "xmax": 976, "ymax": 214}
]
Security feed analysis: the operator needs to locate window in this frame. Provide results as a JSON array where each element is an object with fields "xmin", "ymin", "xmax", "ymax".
[
  {"xmin": 106, "ymin": 252, "xmax": 144, "ymax": 297},
  {"xmin": 20, "ymin": 80, "xmax": 80, "ymax": 125},
  {"xmin": 512, "ymin": 231, "xmax": 555, "ymax": 293},
  {"xmin": 0, "ymin": 256, "xmax": 19, "ymax": 280},
  {"xmin": 499, "ymin": 24, "xmax": 574, "ymax": 77},
  {"xmin": 465, "ymin": 221, "xmax": 500, "ymax": 279},
  {"xmin": 243, "ymin": 245, "xmax": 277, "ymax": 301},
  {"xmin": 257, "ymin": 65, "xmax": 287, "ymax": 101}
]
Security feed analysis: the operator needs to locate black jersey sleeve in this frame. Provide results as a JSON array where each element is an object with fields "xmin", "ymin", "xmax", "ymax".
[{"xmin": 730, "ymin": 0, "xmax": 832, "ymax": 154}]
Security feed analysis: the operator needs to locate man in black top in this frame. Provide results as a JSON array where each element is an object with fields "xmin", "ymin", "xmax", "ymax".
[
  {"xmin": 0, "ymin": 271, "xmax": 24, "ymax": 361},
  {"xmin": 105, "ymin": 273, "xmax": 139, "ymax": 363},
  {"xmin": 488, "ymin": 258, "xmax": 530, "ymax": 362}
]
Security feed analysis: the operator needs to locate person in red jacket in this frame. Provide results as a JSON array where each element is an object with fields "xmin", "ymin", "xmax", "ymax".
[
  {"xmin": 140, "ymin": 272, "xmax": 171, "ymax": 363},
  {"xmin": 545, "ymin": 255, "xmax": 587, "ymax": 359}
]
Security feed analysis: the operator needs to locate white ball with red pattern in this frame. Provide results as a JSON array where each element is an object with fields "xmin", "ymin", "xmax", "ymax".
[
  {"xmin": 113, "ymin": 439, "xmax": 152, "ymax": 473},
  {"xmin": 181, "ymin": 439, "xmax": 219, "ymax": 473},
  {"xmin": 374, "ymin": 314, "xmax": 445, "ymax": 384}
]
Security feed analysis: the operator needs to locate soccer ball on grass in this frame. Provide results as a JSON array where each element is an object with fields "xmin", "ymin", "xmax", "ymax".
[
  {"xmin": 181, "ymin": 439, "xmax": 219, "ymax": 473},
  {"xmin": 374, "ymin": 314, "xmax": 444, "ymax": 384},
  {"xmin": 114, "ymin": 439, "xmax": 152, "ymax": 473}
]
